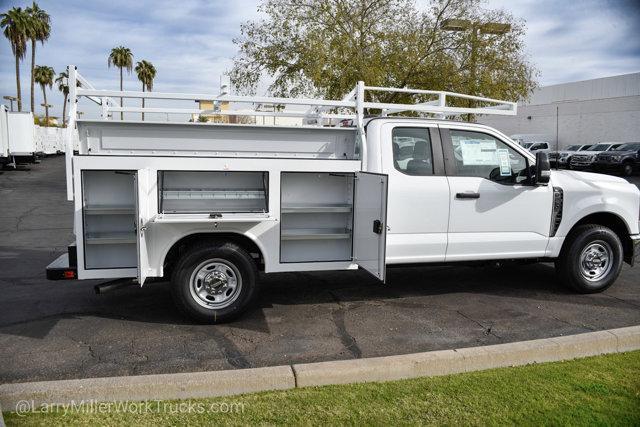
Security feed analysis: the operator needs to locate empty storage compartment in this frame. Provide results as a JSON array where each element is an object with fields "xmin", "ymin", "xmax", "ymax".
[
  {"xmin": 280, "ymin": 172, "xmax": 354, "ymax": 262},
  {"xmin": 82, "ymin": 170, "xmax": 137, "ymax": 269},
  {"xmin": 159, "ymin": 171, "xmax": 268, "ymax": 214}
]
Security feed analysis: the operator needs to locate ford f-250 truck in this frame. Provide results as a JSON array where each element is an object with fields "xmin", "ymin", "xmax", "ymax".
[{"xmin": 46, "ymin": 66, "xmax": 640, "ymax": 323}]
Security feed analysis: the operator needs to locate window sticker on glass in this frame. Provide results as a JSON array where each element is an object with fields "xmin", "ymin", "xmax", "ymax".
[
  {"xmin": 497, "ymin": 149, "xmax": 511, "ymax": 176},
  {"xmin": 459, "ymin": 139, "xmax": 497, "ymax": 165}
]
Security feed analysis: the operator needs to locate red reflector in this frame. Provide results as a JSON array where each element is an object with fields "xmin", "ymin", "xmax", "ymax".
[{"xmin": 64, "ymin": 270, "xmax": 76, "ymax": 279}]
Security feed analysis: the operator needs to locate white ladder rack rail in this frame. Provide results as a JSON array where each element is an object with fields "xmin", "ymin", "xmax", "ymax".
[{"xmin": 64, "ymin": 65, "xmax": 517, "ymax": 200}]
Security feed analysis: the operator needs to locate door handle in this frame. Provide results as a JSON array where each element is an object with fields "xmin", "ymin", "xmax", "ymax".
[{"xmin": 456, "ymin": 192, "xmax": 480, "ymax": 199}]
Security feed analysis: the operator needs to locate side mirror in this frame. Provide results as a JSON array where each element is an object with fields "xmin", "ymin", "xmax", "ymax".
[{"xmin": 535, "ymin": 151, "xmax": 551, "ymax": 185}]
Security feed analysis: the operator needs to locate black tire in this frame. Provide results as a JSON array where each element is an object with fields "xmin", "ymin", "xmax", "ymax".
[
  {"xmin": 171, "ymin": 241, "xmax": 258, "ymax": 323},
  {"xmin": 621, "ymin": 161, "xmax": 634, "ymax": 177},
  {"xmin": 555, "ymin": 225, "xmax": 623, "ymax": 293}
]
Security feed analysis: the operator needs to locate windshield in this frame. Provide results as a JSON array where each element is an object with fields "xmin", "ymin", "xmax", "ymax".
[
  {"xmin": 566, "ymin": 145, "xmax": 581, "ymax": 151},
  {"xmin": 590, "ymin": 143, "xmax": 611, "ymax": 151},
  {"xmin": 612, "ymin": 143, "xmax": 640, "ymax": 151},
  {"xmin": 579, "ymin": 145, "xmax": 592, "ymax": 151},
  {"xmin": 521, "ymin": 142, "xmax": 533, "ymax": 149}
]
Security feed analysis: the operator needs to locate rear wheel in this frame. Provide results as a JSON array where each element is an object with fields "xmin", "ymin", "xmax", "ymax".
[
  {"xmin": 171, "ymin": 241, "xmax": 258, "ymax": 323},
  {"xmin": 556, "ymin": 225, "xmax": 623, "ymax": 293}
]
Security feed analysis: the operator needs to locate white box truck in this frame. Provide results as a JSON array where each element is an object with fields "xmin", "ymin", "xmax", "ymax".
[
  {"xmin": 47, "ymin": 66, "xmax": 640, "ymax": 323},
  {"xmin": 7, "ymin": 111, "xmax": 37, "ymax": 163}
]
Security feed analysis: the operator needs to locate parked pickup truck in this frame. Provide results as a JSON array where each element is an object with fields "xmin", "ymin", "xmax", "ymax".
[
  {"xmin": 569, "ymin": 143, "xmax": 622, "ymax": 170},
  {"xmin": 595, "ymin": 143, "xmax": 640, "ymax": 176},
  {"xmin": 548, "ymin": 144, "xmax": 592, "ymax": 168},
  {"xmin": 46, "ymin": 67, "xmax": 640, "ymax": 323}
]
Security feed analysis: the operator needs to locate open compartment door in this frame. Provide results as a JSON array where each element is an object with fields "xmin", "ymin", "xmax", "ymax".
[
  {"xmin": 353, "ymin": 172, "xmax": 388, "ymax": 282},
  {"xmin": 136, "ymin": 169, "xmax": 151, "ymax": 285}
]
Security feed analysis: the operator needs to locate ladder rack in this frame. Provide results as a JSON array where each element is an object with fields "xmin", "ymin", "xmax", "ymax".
[{"xmin": 63, "ymin": 65, "xmax": 517, "ymax": 200}]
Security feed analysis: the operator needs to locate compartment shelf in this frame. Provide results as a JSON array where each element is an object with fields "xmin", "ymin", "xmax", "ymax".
[
  {"xmin": 281, "ymin": 204, "xmax": 352, "ymax": 213},
  {"xmin": 84, "ymin": 204, "xmax": 135, "ymax": 215},
  {"xmin": 162, "ymin": 189, "xmax": 265, "ymax": 200},
  {"xmin": 281, "ymin": 228, "xmax": 351, "ymax": 241},
  {"xmin": 153, "ymin": 213, "xmax": 274, "ymax": 223},
  {"xmin": 85, "ymin": 232, "xmax": 136, "ymax": 245}
]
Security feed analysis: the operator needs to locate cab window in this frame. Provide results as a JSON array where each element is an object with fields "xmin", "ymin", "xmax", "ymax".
[
  {"xmin": 449, "ymin": 129, "xmax": 528, "ymax": 184},
  {"xmin": 392, "ymin": 128, "xmax": 434, "ymax": 176}
]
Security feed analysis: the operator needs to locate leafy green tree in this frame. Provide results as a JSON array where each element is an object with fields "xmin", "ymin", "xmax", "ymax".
[
  {"xmin": 108, "ymin": 46, "xmax": 134, "ymax": 120},
  {"xmin": 1, "ymin": 7, "xmax": 30, "ymax": 111},
  {"xmin": 26, "ymin": 2, "xmax": 50, "ymax": 113},
  {"xmin": 34, "ymin": 64, "xmax": 54, "ymax": 126},
  {"xmin": 230, "ymin": 0, "xmax": 537, "ymax": 118},
  {"xmin": 134, "ymin": 60, "xmax": 157, "ymax": 121}
]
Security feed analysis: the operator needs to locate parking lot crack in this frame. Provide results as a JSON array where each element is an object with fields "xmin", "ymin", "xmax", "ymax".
[
  {"xmin": 209, "ymin": 328, "xmax": 251, "ymax": 369},
  {"xmin": 328, "ymin": 290, "xmax": 362, "ymax": 359},
  {"xmin": 456, "ymin": 310, "xmax": 502, "ymax": 339},
  {"xmin": 15, "ymin": 206, "xmax": 38, "ymax": 232},
  {"xmin": 604, "ymin": 294, "xmax": 640, "ymax": 309}
]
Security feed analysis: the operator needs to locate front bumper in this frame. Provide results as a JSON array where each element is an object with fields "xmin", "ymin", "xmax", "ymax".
[
  {"xmin": 594, "ymin": 160, "xmax": 621, "ymax": 170},
  {"xmin": 570, "ymin": 161, "xmax": 594, "ymax": 169}
]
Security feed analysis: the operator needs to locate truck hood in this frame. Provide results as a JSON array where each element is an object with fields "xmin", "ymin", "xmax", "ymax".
[
  {"xmin": 551, "ymin": 169, "xmax": 629, "ymax": 185},
  {"xmin": 552, "ymin": 150, "xmax": 578, "ymax": 156},
  {"xmin": 573, "ymin": 151, "xmax": 608, "ymax": 155},
  {"xmin": 597, "ymin": 151, "xmax": 637, "ymax": 157}
]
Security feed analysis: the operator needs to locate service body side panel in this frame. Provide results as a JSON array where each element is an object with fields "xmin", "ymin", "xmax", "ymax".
[{"xmin": 73, "ymin": 155, "xmax": 362, "ymax": 280}]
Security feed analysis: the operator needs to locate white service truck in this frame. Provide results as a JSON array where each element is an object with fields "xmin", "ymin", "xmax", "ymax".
[{"xmin": 47, "ymin": 66, "xmax": 640, "ymax": 323}]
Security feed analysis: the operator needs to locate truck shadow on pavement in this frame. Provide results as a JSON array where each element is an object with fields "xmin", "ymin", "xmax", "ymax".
[{"xmin": 1, "ymin": 248, "xmax": 636, "ymax": 339}]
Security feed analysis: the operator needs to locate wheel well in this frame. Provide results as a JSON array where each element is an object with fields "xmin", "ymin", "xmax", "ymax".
[
  {"xmin": 163, "ymin": 233, "xmax": 265, "ymax": 278},
  {"xmin": 568, "ymin": 212, "xmax": 633, "ymax": 264}
]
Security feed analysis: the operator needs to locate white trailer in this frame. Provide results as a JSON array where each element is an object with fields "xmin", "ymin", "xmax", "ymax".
[
  {"xmin": 0, "ymin": 105, "xmax": 9, "ymax": 166},
  {"xmin": 7, "ymin": 111, "xmax": 37, "ymax": 163},
  {"xmin": 47, "ymin": 65, "xmax": 640, "ymax": 323}
]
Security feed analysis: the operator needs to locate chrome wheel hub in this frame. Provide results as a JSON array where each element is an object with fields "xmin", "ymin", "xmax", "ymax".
[
  {"xmin": 203, "ymin": 271, "xmax": 228, "ymax": 294},
  {"xmin": 579, "ymin": 241, "xmax": 612, "ymax": 282},
  {"xmin": 189, "ymin": 259, "xmax": 242, "ymax": 309}
]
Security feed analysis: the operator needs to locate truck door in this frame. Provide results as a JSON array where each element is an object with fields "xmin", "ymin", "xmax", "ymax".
[
  {"xmin": 136, "ymin": 168, "xmax": 152, "ymax": 285},
  {"xmin": 353, "ymin": 171, "xmax": 388, "ymax": 281},
  {"xmin": 441, "ymin": 126, "xmax": 552, "ymax": 260}
]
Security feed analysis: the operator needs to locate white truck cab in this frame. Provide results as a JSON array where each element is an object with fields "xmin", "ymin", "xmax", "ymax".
[{"xmin": 46, "ymin": 67, "xmax": 640, "ymax": 323}]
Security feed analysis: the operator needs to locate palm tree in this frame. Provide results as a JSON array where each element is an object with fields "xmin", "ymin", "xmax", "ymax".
[
  {"xmin": 26, "ymin": 2, "xmax": 50, "ymax": 113},
  {"xmin": 108, "ymin": 46, "xmax": 133, "ymax": 120},
  {"xmin": 55, "ymin": 70, "xmax": 69, "ymax": 127},
  {"xmin": 134, "ymin": 60, "xmax": 156, "ymax": 121},
  {"xmin": 1, "ymin": 7, "xmax": 29, "ymax": 112},
  {"xmin": 34, "ymin": 65, "xmax": 54, "ymax": 126}
]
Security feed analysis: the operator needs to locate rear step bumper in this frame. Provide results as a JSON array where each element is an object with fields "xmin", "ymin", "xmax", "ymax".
[{"xmin": 46, "ymin": 244, "xmax": 78, "ymax": 280}]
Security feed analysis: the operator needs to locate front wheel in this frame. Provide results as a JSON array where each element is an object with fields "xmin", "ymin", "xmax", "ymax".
[
  {"xmin": 621, "ymin": 162, "xmax": 634, "ymax": 177},
  {"xmin": 171, "ymin": 242, "xmax": 258, "ymax": 323},
  {"xmin": 555, "ymin": 225, "xmax": 623, "ymax": 293}
]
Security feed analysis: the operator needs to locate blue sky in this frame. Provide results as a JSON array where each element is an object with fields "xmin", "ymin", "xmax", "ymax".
[{"xmin": 1, "ymin": 0, "xmax": 639, "ymax": 120}]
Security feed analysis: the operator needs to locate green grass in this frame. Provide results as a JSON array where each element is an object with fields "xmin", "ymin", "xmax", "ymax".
[{"xmin": 4, "ymin": 351, "xmax": 640, "ymax": 426}]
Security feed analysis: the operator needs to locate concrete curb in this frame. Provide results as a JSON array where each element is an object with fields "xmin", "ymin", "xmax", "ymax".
[{"xmin": 1, "ymin": 326, "xmax": 639, "ymax": 411}]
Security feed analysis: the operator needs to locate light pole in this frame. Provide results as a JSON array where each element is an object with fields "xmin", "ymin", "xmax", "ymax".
[
  {"xmin": 441, "ymin": 19, "xmax": 511, "ymax": 121},
  {"xmin": 40, "ymin": 103, "xmax": 53, "ymax": 126},
  {"xmin": 3, "ymin": 96, "xmax": 18, "ymax": 112}
]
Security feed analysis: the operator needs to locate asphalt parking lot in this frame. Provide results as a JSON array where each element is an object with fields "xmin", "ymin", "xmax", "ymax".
[{"xmin": 1, "ymin": 156, "xmax": 639, "ymax": 384}]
